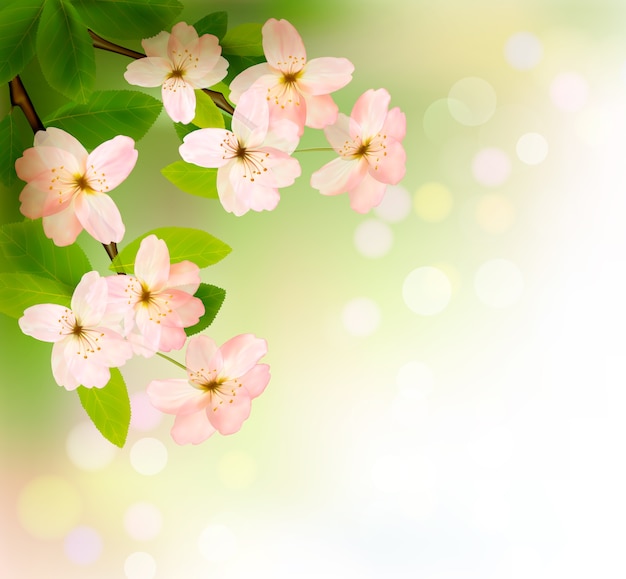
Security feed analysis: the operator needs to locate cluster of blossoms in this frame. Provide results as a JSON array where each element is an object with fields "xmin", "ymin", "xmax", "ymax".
[{"xmin": 14, "ymin": 17, "xmax": 406, "ymax": 445}]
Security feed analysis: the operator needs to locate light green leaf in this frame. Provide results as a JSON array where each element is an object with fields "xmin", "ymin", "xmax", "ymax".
[
  {"xmin": 161, "ymin": 161, "xmax": 218, "ymax": 199},
  {"xmin": 0, "ymin": 0, "xmax": 45, "ymax": 85},
  {"xmin": 72, "ymin": 0, "xmax": 183, "ymax": 40},
  {"xmin": 193, "ymin": 11, "xmax": 227, "ymax": 41},
  {"xmin": 77, "ymin": 368, "xmax": 130, "ymax": 448},
  {"xmin": 184, "ymin": 283, "xmax": 225, "ymax": 337},
  {"xmin": 0, "ymin": 221, "xmax": 91, "ymax": 287},
  {"xmin": 37, "ymin": 0, "xmax": 95, "ymax": 104},
  {"xmin": 224, "ymin": 54, "xmax": 265, "ymax": 85},
  {"xmin": 110, "ymin": 226, "xmax": 231, "ymax": 272},
  {"xmin": 0, "ymin": 272, "xmax": 72, "ymax": 317},
  {"xmin": 44, "ymin": 90, "xmax": 162, "ymax": 150},
  {"xmin": 0, "ymin": 110, "xmax": 32, "ymax": 187},
  {"xmin": 221, "ymin": 23, "xmax": 264, "ymax": 56},
  {"xmin": 193, "ymin": 90, "xmax": 224, "ymax": 129}
]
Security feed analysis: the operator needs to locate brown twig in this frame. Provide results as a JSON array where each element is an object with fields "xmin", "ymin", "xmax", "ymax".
[{"xmin": 88, "ymin": 29, "xmax": 235, "ymax": 116}]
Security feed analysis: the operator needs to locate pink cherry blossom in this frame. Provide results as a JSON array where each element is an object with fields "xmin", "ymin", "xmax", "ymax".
[
  {"xmin": 147, "ymin": 334, "xmax": 270, "ymax": 444},
  {"xmin": 124, "ymin": 22, "xmax": 228, "ymax": 124},
  {"xmin": 229, "ymin": 18, "xmax": 354, "ymax": 135},
  {"xmin": 18, "ymin": 271, "xmax": 133, "ymax": 390},
  {"xmin": 106, "ymin": 235, "xmax": 204, "ymax": 357},
  {"xmin": 178, "ymin": 88, "xmax": 301, "ymax": 216},
  {"xmin": 310, "ymin": 88, "xmax": 407, "ymax": 213},
  {"xmin": 15, "ymin": 128, "xmax": 137, "ymax": 246}
]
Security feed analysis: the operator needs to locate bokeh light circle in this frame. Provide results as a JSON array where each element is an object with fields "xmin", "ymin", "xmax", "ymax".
[
  {"xmin": 374, "ymin": 184, "xmax": 412, "ymax": 222},
  {"xmin": 474, "ymin": 258, "xmax": 524, "ymax": 308},
  {"xmin": 198, "ymin": 524, "xmax": 237, "ymax": 562},
  {"xmin": 448, "ymin": 77, "xmax": 497, "ymax": 126},
  {"xmin": 475, "ymin": 194, "xmax": 515, "ymax": 234},
  {"xmin": 402, "ymin": 267, "xmax": 452, "ymax": 316},
  {"xmin": 66, "ymin": 420, "xmax": 118, "ymax": 471},
  {"xmin": 516, "ymin": 132, "xmax": 548, "ymax": 165},
  {"xmin": 342, "ymin": 297, "xmax": 381, "ymax": 336},
  {"xmin": 64, "ymin": 525, "xmax": 103, "ymax": 565},
  {"xmin": 124, "ymin": 552, "xmax": 157, "ymax": 579},
  {"xmin": 124, "ymin": 502, "xmax": 163, "ymax": 541},
  {"xmin": 129, "ymin": 438, "xmax": 168, "ymax": 476},
  {"xmin": 218, "ymin": 450, "xmax": 258, "ymax": 489},
  {"xmin": 504, "ymin": 32, "xmax": 543, "ymax": 69},
  {"xmin": 370, "ymin": 454, "xmax": 412, "ymax": 493},
  {"xmin": 550, "ymin": 72, "xmax": 588, "ymax": 112},
  {"xmin": 395, "ymin": 361, "xmax": 435, "ymax": 400},
  {"xmin": 472, "ymin": 148, "xmax": 512, "ymax": 187},
  {"xmin": 414, "ymin": 182, "xmax": 453, "ymax": 222},
  {"xmin": 130, "ymin": 392, "xmax": 163, "ymax": 432},
  {"xmin": 17, "ymin": 476, "xmax": 82, "ymax": 538},
  {"xmin": 354, "ymin": 219, "xmax": 393, "ymax": 258}
]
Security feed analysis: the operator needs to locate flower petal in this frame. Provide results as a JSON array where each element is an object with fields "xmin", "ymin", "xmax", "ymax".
[
  {"xmin": 41, "ymin": 204, "xmax": 83, "ymax": 246},
  {"xmin": 299, "ymin": 57, "xmax": 354, "ymax": 95},
  {"xmin": 16, "ymin": 145, "xmax": 81, "ymax": 187},
  {"xmin": 179, "ymin": 128, "xmax": 233, "ymax": 169},
  {"xmin": 351, "ymin": 88, "xmax": 391, "ymax": 137},
  {"xmin": 167, "ymin": 261, "xmax": 201, "ymax": 294},
  {"xmin": 262, "ymin": 19, "xmax": 306, "ymax": 71},
  {"xmin": 34, "ymin": 127, "xmax": 88, "ymax": 160},
  {"xmin": 219, "ymin": 333, "xmax": 268, "ymax": 379},
  {"xmin": 240, "ymin": 363, "xmax": 270, "ymax": 399},
  {"xmin": 134, "ymin": 235, "xmax": 170, "ymax": 290},
  {"xmin": 147, "ymin": 378, "xmax": 209, "ymax": 415},
  {"xmin": 186, "ymin": 335, "xmax": 222, "ymax": 377},
  {"xmin": 124, "ymin": 57, "xmax": 170, "ymax": 87},
  {"xmin": 19, "ymin": 304, "xmax": 71, "ymax": 343},
  {"xmin": 73, "ymin": 192, "xmax": 125, "ymax": 244},
  {"xmin": 86, "ymin": 135, "xmax": 138, "ymax": 192},
  {"xmin": 216, "ymin": 163, "xmax": 250, "ymax": 215},
  {"xmin": 232, "ymin": 88, "xmax": 269, "ymax": 146},
  {"xmin": 383, "ymin": 107, "xmax": 406, "ymax": 142},
  {"xmin": 369, "ymin": 138, "xmax": 406, "ymax": 185},
  {"xmin": 171, "ymin": 410, "xmax": 216, "ymax": 444},
  {"xmin": 18, "ymin": 183, "xmax": 48, "ymax": 219},
  {"xmin": 206, "ymin": 385, "xmax": 251, "ymax": 435},
  {"xmin": 302, "ymin": 93, "xmax": 338, "ymax": 129},
  {"xmin": 141, "ymin": 30, "xmax": 170, "ymax": 58},
  {"xmin": 228, "ymin": 63, "xmax": 272, "ymax": 103},
  {"xmin": 310, "ymin": 156, "xmax": 366, "ymax": 197},
  {"xmin": 71, "ymin": 271, "xmax": 106, "ymax": 325},
  {"xmin": 51, "ymin": 340, "xmax": 80, "ymax": 390},
  {"xmin": 162, "ymin": 80, "xmax": 196, "ymax": 124},
  {"xmin": 347, "ymin": 171, "xmax": 388, "ymax": 213}
]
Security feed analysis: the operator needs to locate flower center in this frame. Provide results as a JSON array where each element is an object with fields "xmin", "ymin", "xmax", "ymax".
[
  {"xmin": 340, "ymin": 134, "xmax": 389, "ymax": 171},
  {"xmin": 220, "ymin": 134, "xmax": 270, "ymax": 182},
  {"xmin": 74, "ymin": 174, "xmax": 94, "ymax": 193}
]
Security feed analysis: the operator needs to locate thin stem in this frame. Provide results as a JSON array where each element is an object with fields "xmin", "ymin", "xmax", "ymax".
[
  {"xmin": 293, "ymin": 147, "xmax": 335, "ymax": 153},
  {"xmin": 157, "ymin": 351, "xmax": 188, "ymax": 372},
  {"xmin": 8, "ymin": 75, "xmax": 121, "ymax": 265},
  {"xmin": 88, "ymin": 29, "xmax": 235, "ymax": 116}
]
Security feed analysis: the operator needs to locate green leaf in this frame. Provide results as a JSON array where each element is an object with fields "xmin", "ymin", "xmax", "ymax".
[
  {"xmin": 44, "ymin": 90, "xmax": 162, "ymax": 150},
  {"xmin": 0, "ymin": 0, "xmax": 45, "ymax": 85},
  {"xmin": 193, "ymin": 11, "xmax": 227, "ymax": 41},
  {"xmin": 72, "ymin": 0, "xmax": 183, "ymax": 40},
  {"xmin": 161, "ymin": 161, "xmax": 218, "ymax": 199},
  {"xmin": 37, "ymin": 0, "xmax": 95, "ymax": 104},
  {"xmin": 0, "ymin": 272, "xmax": 72, "ymax": 317},
  {"xmin": 224, "ymin": 54, "xmax": 266, "ymax": 85},
  {"xmin": 0, "ymin": 110, "xmax": 32, "ymax": 187},
  {"xmin": 184, "ymin": 283, "xmax": 225, "ymax": 337},
  {"xmin": 173, "ymin": 121, "xmax": 199, "ymax": 141},
  {"xmin": 193, "ymin": 90, "xmax": 225, "ymax": 129},
  {"xmin": 0, "ymin": 221, "xmax": 91, "ymax": 287},
  {"xmin": 221, "ymin": 23, "xmax": 264, "ymax": 56},
  {"xmin": 110, "ymin": 226, "xmax": 231, "ymax": 272},
  {"xmin": 77, "ymin": 368, "xmax": 130, "ymax": 448}
]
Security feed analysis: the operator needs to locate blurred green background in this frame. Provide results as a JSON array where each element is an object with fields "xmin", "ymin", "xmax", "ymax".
[{"xmin": 3, "ymin": 0, "xmax": 626, "ymax": 577}]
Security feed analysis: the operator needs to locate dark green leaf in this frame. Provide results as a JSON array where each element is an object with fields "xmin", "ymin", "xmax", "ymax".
[
  {"xmin": 72, "ymin": 0, "xmax": 183, "ymax": 40},
  {"xmin": 0, "ymin": 220, "xmax": 91, "ymax": 287},
  {"xmin": 0, "ymin": 110, "xmax": 32, "ymax": 187},
  {"xmin": 77, "ymin": 368, "xmax": 130, "ymax": 448},
  {"xmin": 173, "ymin": 120, "xmax": 200, "ymax": 141},
  {"xmin": 0, "ymin": 272, "xmax": 72, "ymax": 317},
  {"xmin": 0, "ymin": 0, "xmax": 45, "ymax": 85},
  {"xmin": 161, "ymin": 161, "xmax": 218, "ymax": 199},
  {"xmin": 193, "ymin": 11, "xmax": 227, "ymax": 41},
  {"xmin": 224, "ymin": 54, "xmax": 266, "ymax": 85},
  {"xmin": 221, "ymin": 23, "xmax": 264, "ymax": 56},
  {"xmin": 37, "ymin": 0, "xmax": 95, "ymax": 104},
  {"xmin": 184, "ymin": 283, "xmax": 225, "ymax": 336},
  {"xmin": 110, "ymin": 226, "xmax": 231, "ymax": 272},
  {"xmin": 44, "ymin": 90, "xmax": 162, "ymax": 150}
]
